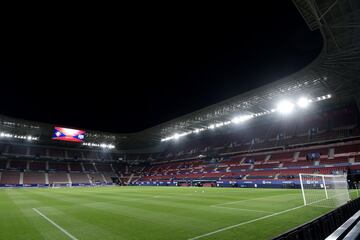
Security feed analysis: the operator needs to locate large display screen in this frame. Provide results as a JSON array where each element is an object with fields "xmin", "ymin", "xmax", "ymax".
[{"xmin": 52, "ymin": 127, "xmax": 85, "ymax": 142}]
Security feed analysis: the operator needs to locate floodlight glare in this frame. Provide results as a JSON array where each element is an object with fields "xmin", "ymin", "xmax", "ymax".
[
  {"xmin": 297, "ymin": 97, "xmax": 310, "ymax": 108},
  {"xmin": 231, "ymin": 115, "xmax": 253, "ymax": 124},
  {"xmin": 276, "ymin": 100, "xmax": 295, "ymax": 114}
]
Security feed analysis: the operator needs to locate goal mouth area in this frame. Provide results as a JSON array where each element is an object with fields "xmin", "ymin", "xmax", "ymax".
[{"xmin": 299, "ymin": 173, "xmax": 350, "ymax": 208}]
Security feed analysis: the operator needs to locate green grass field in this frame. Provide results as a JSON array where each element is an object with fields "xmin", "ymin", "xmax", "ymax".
[{"xmin": 0, "ymin": 186, "xmax": 358, "ymax": 240}]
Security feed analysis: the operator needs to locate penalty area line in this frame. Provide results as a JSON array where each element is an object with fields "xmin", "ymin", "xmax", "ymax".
[
  {"xmin": 33, "ymin": 208, "xmax": 79, "ymax": 240},
  {"xmin": 210, "ymin": 205, "xmax": 274, "ymax": 214},
  {"xmin": 187, "ymin": 204, "xmax": 304, "ymax": 240},
  {"xmin": 188, "ymin": 194, "xmax": 343, "ymax": 240}
]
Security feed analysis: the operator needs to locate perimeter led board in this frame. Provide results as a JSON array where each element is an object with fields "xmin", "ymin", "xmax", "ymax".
[{"xmin": 52, "ymin": 127, "xmax": 85, "ymax": 142}]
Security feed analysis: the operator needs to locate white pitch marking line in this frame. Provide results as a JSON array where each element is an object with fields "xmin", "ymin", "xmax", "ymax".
[
  {"xmin": 188, "ymin": 204, "xmax": 305, "ymax": 240},
  {"xmin": 213, "ymin": 193, "xmax": 300, "ymax": 207},
  {"xmin": 210, "ymin": 205, "xmax": 274, "ymax": 214},
  {"xmin": 188, "ymin": 195, "xmax": 341, "ymax": 240},
  {"xmin": 33, "ymin": 208, "xmax": 79, "ymax": 240}
]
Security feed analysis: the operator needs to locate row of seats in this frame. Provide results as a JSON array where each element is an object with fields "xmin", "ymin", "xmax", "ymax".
[
  {"xmin": 0, "ymin": 160, "xmax": 120, "ymax": 172},
  {"xmin": 132, "ymin": 142, "xmax": 360, "ymax": 183},
  {"xmin": 0, "ymin": 171, "xmax": 117, "ymax": 185},
  {"xmin": 0, "ymin": 144, "xmax": 125, "ymax": 161},
  {"xmin": 155, "ymin": 106, "xmax": 358, "ymax": 161}
]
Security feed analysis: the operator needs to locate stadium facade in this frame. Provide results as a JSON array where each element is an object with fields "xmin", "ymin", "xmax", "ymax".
[{"xmin": 0, "ymin": 0, "xmax": 359, "ymax": 188}]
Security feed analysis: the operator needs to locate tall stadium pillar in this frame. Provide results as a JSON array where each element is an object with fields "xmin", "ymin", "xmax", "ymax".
[
  {"xmin": 356, "ymin": 97, "xmax": 360, "ymax": 125},
  {"xmin": 356, "ymin": 97, "xmax": 360, "ymax": 111}
]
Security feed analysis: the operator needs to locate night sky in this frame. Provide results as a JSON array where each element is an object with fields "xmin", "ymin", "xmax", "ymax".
[{"xmin": 0, "ymin": 1, "xmax": 322, "ymax": 133}]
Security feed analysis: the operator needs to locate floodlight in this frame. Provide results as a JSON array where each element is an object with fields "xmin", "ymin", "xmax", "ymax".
[
  {"xmin": 232, "ymin": 115, "xmax": 253, "ymax": 124},
  {"xmin": 208, "ymin": 124, "xmax": 215, "ymax": 129},
  {"xmin": 276, "ymin": 100, "xmax": 295, "ymax": 114},
  {"xmin": 215, "ymin": 123, "xmax": 224, "ymax": 128},
  {"xmin": 297, "ymin": 97, "xmax": 310, "ymax": 108},
  {"xmin": 173, "ymin": 133, "xmax": 180, "ymax": 139},
  {"xmin": 193, "ymin": 129, "xmax": 200, "ymax": 134}
]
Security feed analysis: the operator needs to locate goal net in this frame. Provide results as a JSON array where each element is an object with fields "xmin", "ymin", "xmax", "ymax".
[
  {"xmin": 299, "ymin": 173, "xmax": 350, "ymax": 208},
  {"xmin": 51, "ymin": 182, "xmax": 72, "ymax": 188}
]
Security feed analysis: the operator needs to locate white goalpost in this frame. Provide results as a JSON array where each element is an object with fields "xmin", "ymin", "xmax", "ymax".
[
  {"xmin": 51, "ymin": 182, "xmax": 72, "ymax": 188},
  {"xmin": 299, "ymin": 173, "xmax": 350, "ymax": 208}
]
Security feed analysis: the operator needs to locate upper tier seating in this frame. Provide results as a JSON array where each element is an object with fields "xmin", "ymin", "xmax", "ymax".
[
  {"xmin": 8, "ymin": 145, "xmax": 27, "ymax": 155},
  {"xmin": 49, "ymin": 148, "xmax": 65, "ymax": 158},
  {"xmin": 0, "ymin": 160, "xmax": 6, "ymax": 169},
  {"xmin": 96, "ymin": 164, "xmax": 113, "ymax": 172},
  {"xmin": 29, "ymin": 147, "xmax": 46, "ymax": 157},
  {"xmin": 83, "ymin": 163, "xmax": 96, "ymax": 172},
  {"xmin": 69, "ymin": 162, "xmax": 82, "ymax": 172},
  {"xmin": 29, "ymin": 161, "xmax": 46, "ymax": 171},
  {"xmin": 8, "ymin": 160, "xmax": 27, "ymax": 170},
  {"xmin": 49, "ymin": 162, "xmax": 68, "ymax": 171},
  {"xmin": 67, "ymin": 150, "xmax": 82, "ymax": 159}
]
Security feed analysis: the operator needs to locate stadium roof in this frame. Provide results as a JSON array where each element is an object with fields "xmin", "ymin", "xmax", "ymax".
[
  {"xmin": 131, "ymin": 0, "xmax": 360, "ymax": 145},
  {"xmin": 0, "ymin": 0, "xmax": 359, "ymax": 150}
]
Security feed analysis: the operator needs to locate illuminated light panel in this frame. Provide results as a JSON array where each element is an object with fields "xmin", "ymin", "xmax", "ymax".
[
  {"xmin": 83, "ymin": 142, "xmax": 115, "ymax": 149},
  {"xmin": 276, "ymin": 100, "xmax": 295, "ymax": 114},
  {"xmin": 0, "ymin": 132, "xmax": 38, "ymax": 141},
  {"xmin": 161, "ymin": 93, "xmax": 333, "ymax": 141},
  {"xmin": 297, "ymin": 97, "xmax": 311, "ymax": 108},
  {"xmin": 231, "ymin": 115, "xmax": 253, "ymax": 124}
]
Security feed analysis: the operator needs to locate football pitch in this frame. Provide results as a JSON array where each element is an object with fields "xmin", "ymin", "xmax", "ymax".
[{"xmin": 0, "ymin": 186, "xmax": 357, "ymax": 240}]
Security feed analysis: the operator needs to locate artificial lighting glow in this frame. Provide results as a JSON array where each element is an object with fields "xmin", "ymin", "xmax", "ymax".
[
  {"xmin": 297, "ymin": 97, "xmax": 311, "ymax": 108},
  {"xmin": 276, "ymin": 100, "xmax": 295, "ymax": 114},
  {"xmin": 231, "ymin": 115, "xmax": 253, "ymax": 124},
  {"xmin": 83, "ymin": 142, "xmax": 115, "ymax": 149},
  {"xmin": 0, "ymin": 132, "xmax": 38, "ymax": 141},
  {"xmin": 160, "ymin": 93, "xmax": 333, "ymax": 142},
  {"xmin": 193, "ymin": 128, "xmax": 205, "ymax": 134},
  {"xmin": 215, "ymin": 123, "xmax": 224, "ymax": 128}
]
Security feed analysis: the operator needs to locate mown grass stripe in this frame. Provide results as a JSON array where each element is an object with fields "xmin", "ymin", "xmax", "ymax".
[{"xmin": 33, "ymin": 208, "xmax": 79, "ymax": 240}]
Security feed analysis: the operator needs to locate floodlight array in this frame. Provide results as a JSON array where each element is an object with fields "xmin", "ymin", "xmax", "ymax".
[
  {"xmin": 161, "ymin": 93, "xmax": 332, "ymax": 142},
  {"xmin": 0, "ymin": 132, "xmax": 38, "ymax": 141},
  {"xmin": 83, "ymin": 142, "xmax": 115, "ymax": 149}
]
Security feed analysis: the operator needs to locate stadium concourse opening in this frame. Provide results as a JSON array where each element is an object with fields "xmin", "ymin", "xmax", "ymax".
[{"xmin": 0, "ymin": 0, "xmax": 360, "ymax": 239}]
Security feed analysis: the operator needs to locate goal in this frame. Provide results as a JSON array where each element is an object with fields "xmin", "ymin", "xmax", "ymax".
[
  {"xmin": 51, "ymin": 182, "xmax": 72, "ymax": 188},
  {"xmin": 299, "ymin": 173, "xmax": 350, "ymax": 208}
]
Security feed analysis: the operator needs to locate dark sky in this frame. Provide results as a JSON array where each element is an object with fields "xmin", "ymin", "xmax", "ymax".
[{"xmin": 1, "ymin": 1, "xmax": 322, "ymax": 133}]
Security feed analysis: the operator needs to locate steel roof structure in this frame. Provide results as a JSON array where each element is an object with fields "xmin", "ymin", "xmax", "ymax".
[
  {"xmin": 131, "ymin": 0, "xmax": 360, "ymax": 144},
  {"xmin": 0, "ymin": 0, "xmax": 359, "ymax": 150}
]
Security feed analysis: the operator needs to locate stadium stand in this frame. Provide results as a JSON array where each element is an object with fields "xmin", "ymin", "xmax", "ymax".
[
  {"xmin": 0, "ymin": 171, "xmax": 20, "ymax": 185},
  {"xmin": 23, "ymin": 172, "xmax": 46, "ymax": 185},
  {"xmin": 48, "ymin": 172, "xmax": 69, "ymax": 184},
  {"xmin": 70, "ymin": 173, "xmax": 90, "ymax": 184}
]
